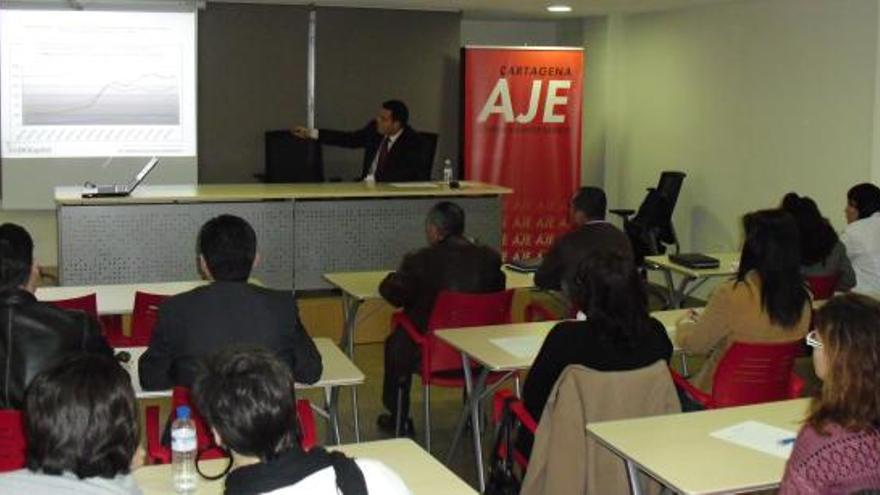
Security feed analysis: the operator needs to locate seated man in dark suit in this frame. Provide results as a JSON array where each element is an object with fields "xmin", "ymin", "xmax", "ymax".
[
  {"xmin": 292, "ymin": 100, "xmax": 428, "ymax": 182},
  {"xmin": 0, "ymin": 223, "xmax": 112, "ymax": 409},
  {"xmin": 377, "ymin": 201, "xmax": 505, "ymax": 435},
  {"xmin": 536, "ymin": 186, "xmax": 634, "ymax": 299},
  {"xmin": 139, "ymin": 214, "xmax": 322, "ymax": 391}
]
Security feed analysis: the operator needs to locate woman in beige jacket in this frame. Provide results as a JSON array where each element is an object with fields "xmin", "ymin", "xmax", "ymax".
[{"xmin": 676, "ymin": 209, "xmax": 812, "ymax": 394}]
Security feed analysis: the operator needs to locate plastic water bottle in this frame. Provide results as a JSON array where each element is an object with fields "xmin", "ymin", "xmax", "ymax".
[
  {"xmin": 442, "ymin": 158, "xmax": 454, "ymax": 185},
  {"xmin": 171, "ymin": 406, "xmax": 197, "ymax": 493}
]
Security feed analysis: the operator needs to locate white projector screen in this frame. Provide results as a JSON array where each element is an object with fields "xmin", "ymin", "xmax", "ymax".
[
  {"xmin": 0, "ymin": 7, "xmax": 198, "ymax": 209},
  {"xmin": 1, "ymin": 9, "xmax": 196, "ymax": 157}
]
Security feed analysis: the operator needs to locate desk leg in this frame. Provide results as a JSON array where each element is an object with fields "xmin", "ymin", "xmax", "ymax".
[
  {"xmin": 678, "ymin": 352, "xmax": 690, "ymax": 377},
  {"xmin": 673, "ymin": 275, "xmax": 697, "ymax": 308},
  {"xmin": 461, "ymin": 355, "xmax": 489, "ymax": 492},
  {"xmin": 625, "ymin": 459, "xmax": 645, "ymax": 495},
  {"xmin": 661, "ymin": 269, "xmax": 678, "ymax": 308},
  {"xmin": 340, "ymin": 295, "xmax": 363, "ymax": 443},
  {"xmin": 323, "ymin": 387, "xmax": 342, "ymax": 445}
]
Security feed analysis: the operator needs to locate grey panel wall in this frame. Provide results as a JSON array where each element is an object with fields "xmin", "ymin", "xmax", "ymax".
[
  {"xmin": 314, "ymin": 8, "xmax": 461, "ymax": 181},
  {"xmin": 59, "ymin": 202, "xmax": 294, "ymax": 288},
  {"xmin": 198, "ymin": 4, "xmax": 310, "ymax": 183}
]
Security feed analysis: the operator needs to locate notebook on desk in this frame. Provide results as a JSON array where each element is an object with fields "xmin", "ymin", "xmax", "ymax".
[
  {"xmin": 669, "ymin": 253, "xmax": 720, "ymax": 269},
  {"xmin": 505, "ymin": 258, "xmax": 542, "ymax": 273}
]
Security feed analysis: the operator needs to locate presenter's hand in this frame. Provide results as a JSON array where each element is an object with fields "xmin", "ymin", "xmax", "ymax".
[{"xmin": 291, "ymin": 126, "xmax": 314, "ymax": 139}]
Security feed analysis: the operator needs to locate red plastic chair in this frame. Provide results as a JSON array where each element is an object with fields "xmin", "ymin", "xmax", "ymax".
[
  {"xmin": 145, "ymin": 388, "xmax": 316, "ymax": 464},
  {"xmin": 805, "ymin": 274, "xmax": 839, "ymax": 301},
  {"xmin": 491, "ymin": 389, "xmax": 538, "ymax": 470},
  {"xmin": 523, "ymin": 301, "xmax": 577, "ymax": 322},
  {"xmin": 393, "ymin": 289, "xmax": 515, "ymax": 452},
  {"xmin": 128, "ymin": 291, "xmax": 169, "ymax": 347},
  {"xmin": 46, "ymin": 293, "xmax": 98, "ymax": 315},
  {"xmin": 46, "ymin": 294, "xmax": 127, "ymax": 347},
  {"xmin": 671, "ymin": 340, "xmax": 805, "ymax": 409},
  {"xmin": 0, "ymin": 410, "xmax": 26, "ymax": 472}
]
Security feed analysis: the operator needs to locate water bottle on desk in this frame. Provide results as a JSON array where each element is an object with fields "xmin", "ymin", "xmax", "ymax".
[
  {"xmin": 442, "ymin": 158, "xmax": 454, "ymax": 185},
  {"xmin": 171, "ymin": 406, "xmax": 197, "ymax": 493}
]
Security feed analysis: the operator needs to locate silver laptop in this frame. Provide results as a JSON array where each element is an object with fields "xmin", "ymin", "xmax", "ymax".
[{"xmin": 82, "ymin": 157, "xmax": 159, "ymax": 198}]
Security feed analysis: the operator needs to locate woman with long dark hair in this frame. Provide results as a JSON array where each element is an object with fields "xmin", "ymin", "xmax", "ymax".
[
  {"xmin": 520, "ymin": 250, "xmax": 673, "ymax": 453},
  {"xmin": 675, "ymin": 209, "xmax": 811, "ymax": 393},
  {"xmin": 780, "ymin": 193, "xmax": 855, "ymax": 292},
  {"xmin": 842, "ymin": 182, "xmax": 880, "ymax": 292},
  {"xmin": 779, "ymin": 293, "xmax": 880, "ymax": 493}
]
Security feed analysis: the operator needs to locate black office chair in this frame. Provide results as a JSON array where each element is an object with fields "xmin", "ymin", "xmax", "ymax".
[
  {"xmin": 610, "ymin": 171, "xmax": 686, "ymax": 263},
  {"xmin": 418, "ymin": 131, "xmax": 439, "ymax": 180},
  {"xmin": 256, "ymin": 131, "xmax": 324, "ymax": 183}
]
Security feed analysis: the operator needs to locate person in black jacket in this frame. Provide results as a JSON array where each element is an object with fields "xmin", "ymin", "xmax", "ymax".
[
  {"xmin": 535, "ymin": 186, "xmax": 634, "ymax": 299},
  {"xmin": 292, "ymin": 100, "xmax": 428, "ymax": 182},
  {"xmin": 377, "ymin": 201, "xmax": 505, "ymax": 435},
  {"xmin": 521, "ymin": 251, "xmax": 672, "ymax": 456},
  {"xmin": 0, "ymin": 223, "xmax": 112, "ymax": 409},
  {"xmin": 138, "ymin": 215, "xmax": 321, "ymax": 391}
]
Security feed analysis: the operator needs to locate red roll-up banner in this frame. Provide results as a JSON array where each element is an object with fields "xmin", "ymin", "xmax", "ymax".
[{"xmin": 463, "ymin": 46, "xmax": 583, "ymax": 261}]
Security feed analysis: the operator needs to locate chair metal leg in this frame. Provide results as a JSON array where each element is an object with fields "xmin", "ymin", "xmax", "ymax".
[
  {"xmin": 514, "ymin": 374, "xmax": 522, "ymax": 398},
  {"xmin": 395, "ymin": 386, "xmax": 404, "ymax": 437},
  {"xmin": 423, "ymin": 384, "xmax": 431, "ymax": 452}
]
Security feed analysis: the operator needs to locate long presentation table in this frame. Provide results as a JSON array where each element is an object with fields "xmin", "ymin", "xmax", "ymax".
[
  {"xmin": 133, "ymin": 438, "xmax": 477, "ymax": 495},
  {"xmin": 55, "ymin": 182, "xmax": 510, "ymax": 290}
]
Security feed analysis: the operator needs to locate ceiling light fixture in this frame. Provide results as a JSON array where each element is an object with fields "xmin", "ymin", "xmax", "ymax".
[{"xmin": 546, "ymin": 5, "xmax": 572, "ymax": 13}]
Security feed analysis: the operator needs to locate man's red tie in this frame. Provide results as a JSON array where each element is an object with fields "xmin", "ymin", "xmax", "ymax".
[{"xmin": 376, "ymin": 138, "xmax": 390, "ymax": 174}]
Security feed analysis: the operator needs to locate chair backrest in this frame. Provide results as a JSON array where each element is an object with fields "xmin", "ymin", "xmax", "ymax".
[
  {"xmin": 521, "ymin": 362, "xmax": 680, "ymax": 495},
  {"xmin": 46, "ymin": 293, "xmax": 98, "ymax": 316},
  {"xmin": 712, "ymin": 340, "xmax": 804, "ymax": 408},
  {"xmin": 656, "ymin": 171, "xmax": 686, "ymax": 212},
  {"xmin": 419, "ymin": 131, "xmax": 439, "ymax": 180},
  {"xmin": 171, "ymin": 387, "xmax": 225, "ymax": 460},
  {"xmin": 423, "ymin": 290, "xmax": 515, "ymax": 373},
  {"xmin": 0, "ymin": 409, "xmax": 26, "ymax": 472},
  {"xmin": 171, "ymin": 388, "xmax": 317, "ymax": 457},
  {"xmin": 805, "ymin": 274, "xmax": 838, "ymax": 300},
  {"xmin": 131, "ymin": 291, "xmax": 169, "ymax": 346}
]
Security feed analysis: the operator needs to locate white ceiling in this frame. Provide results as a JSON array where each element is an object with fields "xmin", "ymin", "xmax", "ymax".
[{"xmin": 209, "ymin": 0, "xmax": 734, "ymax": 19}]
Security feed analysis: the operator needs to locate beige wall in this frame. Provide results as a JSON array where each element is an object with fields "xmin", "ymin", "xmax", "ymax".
[{"xmin": 590, "ymin": 0, "xmax": 880, "ymax": 253}]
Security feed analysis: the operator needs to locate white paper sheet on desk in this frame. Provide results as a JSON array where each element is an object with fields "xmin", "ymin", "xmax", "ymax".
[
  {"xmin": 491, "ymin": 335, "xmax": 544, "ymax": 358},
  {"xmin": 710, "ymin": 421, "xmax": 796, "ymax": 459},
  {"xmin": 388, "ymin": 182, "xmax": 439, "ymax": 188}
]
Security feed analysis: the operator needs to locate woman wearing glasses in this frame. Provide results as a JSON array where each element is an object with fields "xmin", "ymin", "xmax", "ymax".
[{"xmin": 779, "ymin": 293, "xmax": 880, "ymax": 493}]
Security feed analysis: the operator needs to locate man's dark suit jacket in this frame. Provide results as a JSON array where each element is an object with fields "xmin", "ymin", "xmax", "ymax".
[
  {"xmin": 319, "ymin": 121, "xmax": 428, "ymax": 182},
  {"xmin": 535, "ymin": 221, "xmax": 634, "ymax": 294},
  {"xmin": 379, "ymin": 235, "xmax": 506, "ymax": 332},
  {"xmin": 138, "ymin": 281, "xmax": 322, "ymax": 390}
]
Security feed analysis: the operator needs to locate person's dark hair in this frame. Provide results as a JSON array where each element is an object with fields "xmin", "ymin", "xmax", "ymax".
[
  {"xmin": 24, "ymin": 353, "xmax": 139, "ymax": 479},
  {"xmin": 197, "ymin": 215, "xmax": 257, "ymax": 282},
  {"xmin": 382, "ymin": 100, "xmax": 409, "ymax": 126},
  {"xmin": 779, "ymin": 194, "xmax": 839, "ymax": 266},
  {"xmin": 572, "ymin": 187, "xmax": 607, "ymax": 220},
  {"xmin": 569, "ymin": 250, "xmax": 651, "ymax": 348},
  {"xmin": 426, "ymin": 201, "xmax": 465, "ymax": 238},
  {"xmin": 737, "ymin": 209, "xmax": 810, "ymax": 328},
  {"xmin": 193, "ymin": 347, "xmax": 298, "ymax": 461},
  {"xmin": 809, "ymin": 293, "xmax": 880, "ymax": 432},
  {"xmin": 847, "ymin": 183, "xmax": 880, "ymax": 220},
  {"xmin": 0, "ymin": 223, "xmax": 34, "ymax": 292}
]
